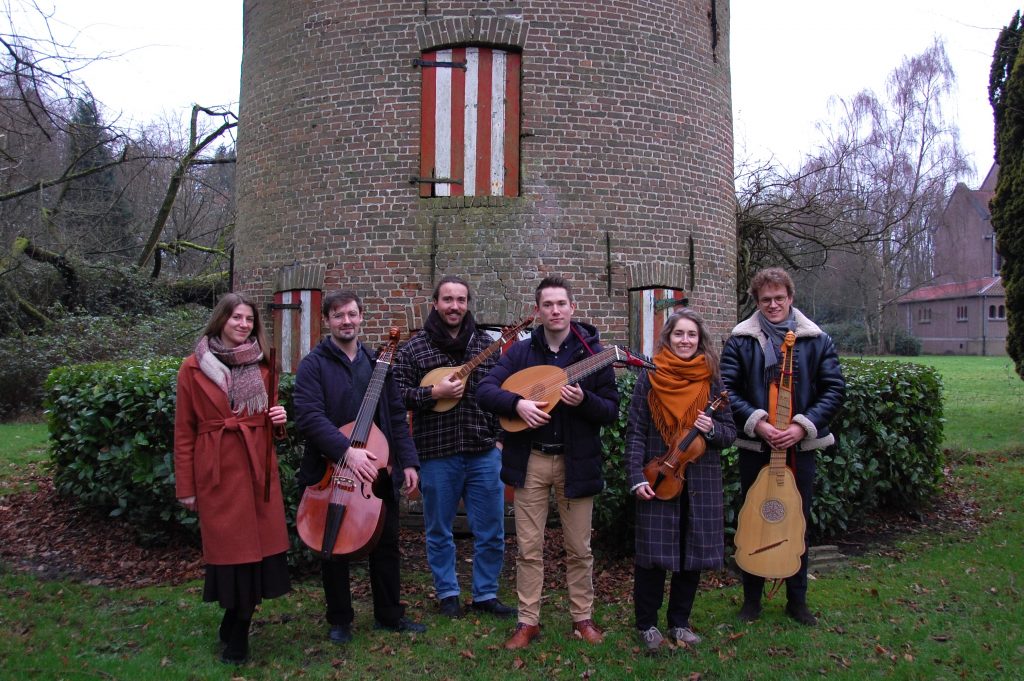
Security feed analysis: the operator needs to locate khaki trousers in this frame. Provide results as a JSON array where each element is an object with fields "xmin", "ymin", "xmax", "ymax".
[{"xmin": 513, "ymin": 451, "xmax": 595, "ymax": 626}]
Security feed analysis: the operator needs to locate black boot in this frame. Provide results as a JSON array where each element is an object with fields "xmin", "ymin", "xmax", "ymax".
[
  {"xmin": 737, "ymin": 601, "xmax": 762, "ymax": 622},
  {"xmin": 220, "ymin": 615, "xmax": 251, "ymax": 665},
  {"xmin": 785, "ymin": 601, "xmax": 817, "ymax": 626},
  {"xmin": 218, "ymin": 608, "xmax": 237, "ymax": 645}
]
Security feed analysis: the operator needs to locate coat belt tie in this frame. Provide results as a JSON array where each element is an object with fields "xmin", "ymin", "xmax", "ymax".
[{"xmin": 197, "ymin": 413, "xmax": 268, "ymax": 488}]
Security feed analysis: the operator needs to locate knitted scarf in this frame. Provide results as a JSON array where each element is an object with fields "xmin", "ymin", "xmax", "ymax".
[
  {"xmin": 195, "ymin": 334, "xmax": 268, "ymax": 415},
  {"xmin": 423, "ymin": 308, "xmax": 476, "ymax": 360},
  {"xmin": 647, "ymin": 346, "xmax": 712, "ymax": 446},
  {"xmin": 756, "ymin": 309, "xmax": 796, "ymax": 381}
]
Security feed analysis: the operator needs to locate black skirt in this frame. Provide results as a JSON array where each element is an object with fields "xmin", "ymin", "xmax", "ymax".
[{"xmin": 202, "ymin": 551, "xmax": 291, "ymax": 612}]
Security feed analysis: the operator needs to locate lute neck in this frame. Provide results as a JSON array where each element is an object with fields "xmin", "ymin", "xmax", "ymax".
[{"xmin": 565, "ymin": 346, "xmax": 619, "ymax": 384}]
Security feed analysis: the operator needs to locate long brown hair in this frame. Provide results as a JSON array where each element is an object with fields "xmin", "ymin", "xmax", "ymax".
[
  {"xmin": 656, "ymin": 308, "xmax": 720, "ymax": 381},
  {"xmin": 200, "ymin": 292, "xmax": 269, "ymax": 357}
]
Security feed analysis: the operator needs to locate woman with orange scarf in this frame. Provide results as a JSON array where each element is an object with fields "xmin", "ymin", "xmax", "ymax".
[{"xmin": 625, "ymin": 309, "xmax": 736, "ymax": 652}]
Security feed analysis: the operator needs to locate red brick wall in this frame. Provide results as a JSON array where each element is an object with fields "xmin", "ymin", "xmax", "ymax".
[{"xmin": 237, "ymin": 0, "xmax": 735, "ymax": 347}]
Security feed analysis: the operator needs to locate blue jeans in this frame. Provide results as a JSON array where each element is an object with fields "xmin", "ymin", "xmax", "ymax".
[{"xmin": 419, "ymin": 447, "xmax": 505, "ymax": 602}]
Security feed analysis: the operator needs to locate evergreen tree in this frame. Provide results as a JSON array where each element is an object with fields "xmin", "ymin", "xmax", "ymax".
[
  {"xmin": 990, "ymin": 14, "xmax": 1024, "ymax": 378},
  {"xmin": 989, "ymin": 11, "xmax": 1022, "ymax": 162}
]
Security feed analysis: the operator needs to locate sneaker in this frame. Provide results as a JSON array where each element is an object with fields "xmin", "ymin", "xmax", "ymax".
[
  {"xmin": 438, "ymin": 596, "xmax": 463, "ymax": 618},
  {"xmin": 328, "ymin": 624, "xmax": 353, "ymax": 644},
  {"xmin": 785, "ymin": 601, "xmax": 818, "ymax": 626},
  {"xmin": 470, "ymin": 598, "xmax": 517, "ymax": 618},
  {"xmin": 737, "ymin": 601, "xmax": 762, "ymax": 622},
  {"xmin": 638, "ymin": 626, "xmax": 664, "ymax": 652},
  {"xmin": 667, "ymin": 626, "xmax": 701, "ymax": 645},
  {"xmin": 374, "ymin": 617, "xmax": 427, "ymax": 634}
]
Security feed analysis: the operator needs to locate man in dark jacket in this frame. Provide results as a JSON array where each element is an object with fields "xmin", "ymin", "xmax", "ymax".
[
  {"xmin": 720, "ymin": 268, "xmax": 845, "ymax": 627},
  {"xmin": 293, "ymin": 289, "xmax": 425, "ymax": 644},
  {"xmin": 392, "ymin": 275, "xmax": 514, "ymax": 620},
  {"xmin": 477, "ymin": 276, "xmax": 619, "ymax": 650}
]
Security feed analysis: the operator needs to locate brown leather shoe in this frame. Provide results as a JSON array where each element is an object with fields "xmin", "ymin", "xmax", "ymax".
[
  {"xmin": 504, "ymin": 622, "xmax": 541, "ymax": 650},
  {"xmin": 571, "ymin": 619, "xmax": 604, "ymax": 644}
]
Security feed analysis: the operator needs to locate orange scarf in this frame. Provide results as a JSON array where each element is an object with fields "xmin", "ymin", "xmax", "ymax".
[{"xmin": 647, "ymin": 347, "xmax": 712, "ymax": 446}]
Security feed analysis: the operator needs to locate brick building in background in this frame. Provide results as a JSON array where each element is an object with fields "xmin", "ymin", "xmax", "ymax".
[
  {"xmin": 897, "ymin": 164, "xmax": 1007, "ymax": 356},
  {"xmin": 235, "ymin": 1, "xmax": 736, "ymax": 359}
]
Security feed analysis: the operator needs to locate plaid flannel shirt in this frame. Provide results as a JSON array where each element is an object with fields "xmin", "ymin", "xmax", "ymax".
[{"xmin": 392, "ymin": 329, "xmax": 499, "ymax": 460}]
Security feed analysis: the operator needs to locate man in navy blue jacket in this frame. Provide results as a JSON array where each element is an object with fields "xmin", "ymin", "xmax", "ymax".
[
  {"xmin": 293, "ymin": 290, "xmax": 425, "ymax": 644},
  {"xmin": 477, "ymin": 276, "xmax": 619, "ymax": 650}
]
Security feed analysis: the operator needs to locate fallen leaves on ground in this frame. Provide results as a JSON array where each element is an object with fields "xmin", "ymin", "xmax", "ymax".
[{"xmin": 0, "ymin": 464, "xmax": 983, "ymax": 594}]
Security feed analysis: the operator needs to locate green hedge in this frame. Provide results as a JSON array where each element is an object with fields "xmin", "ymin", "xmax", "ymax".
[
  {"xmin": 45, "ymin": 356, "xmax": 943, "ymax": 558},
  {"xmin": 594, "ymin": 357, "xmax": 944, "ymax": 554},
  {"xmin": 45, "ymin": 358, "xmax": 189, "ymax": 545}
]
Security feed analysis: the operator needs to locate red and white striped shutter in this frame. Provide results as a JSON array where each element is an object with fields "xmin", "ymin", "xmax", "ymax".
[
  {"xmin": 420, "ymin": 47, "xmax": 521, "ymax": 198},
  {"xmin": 629, "ymin": 288, "xmax": 687, "ymax": 358},
  {"xmin": 272, "ymin": 289, "xmax": 322, "ymax": 373}
]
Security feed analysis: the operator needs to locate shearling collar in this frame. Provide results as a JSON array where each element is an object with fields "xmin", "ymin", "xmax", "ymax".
[{"xmin": 731, "ymin": 307, "xmax": 822, "ymax": 339}]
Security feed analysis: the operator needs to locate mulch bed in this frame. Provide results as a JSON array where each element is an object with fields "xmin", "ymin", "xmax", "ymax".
[{"xmin": 0, "ymin": 465, "xmax": 980, "ymax": 593}]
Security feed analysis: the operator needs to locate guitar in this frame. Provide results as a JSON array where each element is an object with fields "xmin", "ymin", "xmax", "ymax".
[
  {"xmin": 498, "ymin": 345, "xmax": 654, "ymax": 433},
  {"xmin": 734, "ymin": 331, "xmax": 806, "ymax": 579},
  {"xmin": 419, "ymin": 316, "xmax": 534, "ymax": 412},
  {"xmin": 296, "ymin": 328, "xmax": 401, "ymax": 560},
  {"xmin": 643, "ymin": 391, "xmax": 729, "ymax": 501}
]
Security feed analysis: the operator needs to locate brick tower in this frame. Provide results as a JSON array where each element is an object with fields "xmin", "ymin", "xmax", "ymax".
[{"xmin": 236, "ymin": 0, "xmax": 735, "ymax": 351}]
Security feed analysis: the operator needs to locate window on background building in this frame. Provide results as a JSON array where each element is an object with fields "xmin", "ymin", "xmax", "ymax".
[
  {"xmin": 990, "ymin": 304, "xmax": 1007, "ymax": 320},
  {"xmin": 918, "ymin": 307, "xmax": 932, "ymax": 324},
  {"xmin": 418, "ymin": 46, "xmax": 521, "ymax": 198},
  {"xmin": 956, "ymin": 305, "xmax": 967, "ymax": 322}
]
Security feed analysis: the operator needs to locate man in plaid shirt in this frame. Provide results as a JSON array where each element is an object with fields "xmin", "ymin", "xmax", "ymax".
[{"xmin": 393, "ymin": 275, "xmax": 515, "ymax": 620}]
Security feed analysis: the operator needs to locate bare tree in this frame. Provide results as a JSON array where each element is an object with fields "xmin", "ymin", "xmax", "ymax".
[
  {"xmin": 0, "ymin": 1, "xmax": 236, "ymax": 332},
  {"xmin": 735, "ymin": 39, "xmax": 971, "ymax": 351}
]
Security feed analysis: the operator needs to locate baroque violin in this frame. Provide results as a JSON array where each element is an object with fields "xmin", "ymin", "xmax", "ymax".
[{"xmin": 642, "ymin": 390, "xmax": 729, "ymax": 501}]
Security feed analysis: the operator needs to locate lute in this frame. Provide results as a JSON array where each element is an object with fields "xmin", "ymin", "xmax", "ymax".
[
  {"xmin": 420, "ymin": 316, "xmax": 533, "ymax": 412},
  {"xmin": 734, "ymin": 331, "xmax": 806, "ymax": 579},
  {"xmin": 498, "ymin": 345, "xmax": 654, "ymax": 432}
]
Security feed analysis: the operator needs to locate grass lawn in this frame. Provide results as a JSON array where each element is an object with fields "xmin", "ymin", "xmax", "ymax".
[
  {"xmin": 1, "ymin": 450, "xmax": 1019, "ymax": 680},
  {"xmin": 852, "ymin": 355, "xmax": 1024, "ymax": 452},
  {"xmin": 0, "ymin": 421, "xmax": 50, "ymax": 496},
  {"xmin": 1, "ymin": 356, "xmax": 1022, "ymax": 679}
]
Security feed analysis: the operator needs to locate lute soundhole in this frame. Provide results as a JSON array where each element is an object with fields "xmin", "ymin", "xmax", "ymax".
[{"xmin": 760, "ymin": 498, "xmax": 786, "ymax": 523}]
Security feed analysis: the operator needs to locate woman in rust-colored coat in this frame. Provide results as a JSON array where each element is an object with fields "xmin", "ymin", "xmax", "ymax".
[{"xmin": 174, "ymin": 292, "xmax": 291, "ymax": 665}]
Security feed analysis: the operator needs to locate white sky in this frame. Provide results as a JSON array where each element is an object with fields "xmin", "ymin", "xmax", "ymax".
[
  {"xmin": 732, "ymin": 1, "xmax": 1021, "ymax": 180},
  {"xmin": 27, "ymin": 1, "xmax": 1024, "ymax": 183}
]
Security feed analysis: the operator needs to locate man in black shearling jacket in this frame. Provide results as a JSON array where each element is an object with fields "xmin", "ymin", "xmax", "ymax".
[{"xmin": 720, "ymin": 267, "xmax": 845, "ymax": 627}]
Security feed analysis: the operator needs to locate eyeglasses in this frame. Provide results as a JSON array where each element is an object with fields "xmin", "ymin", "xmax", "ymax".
[{"xmin": 758, "ymin": 295, "xmax": 789, "ymax": 307}]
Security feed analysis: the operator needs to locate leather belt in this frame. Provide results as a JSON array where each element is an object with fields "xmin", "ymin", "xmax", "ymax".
[{"xmin": 531, "ymin": 442, "xmax": 564, "ymax": 454}]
